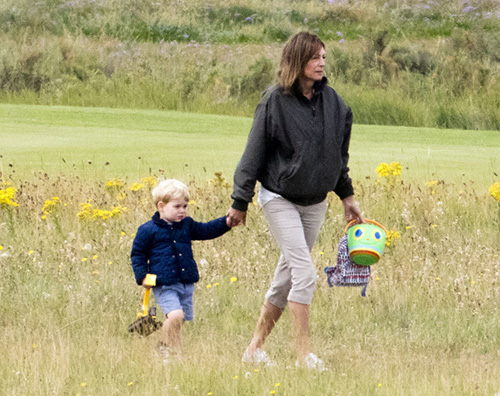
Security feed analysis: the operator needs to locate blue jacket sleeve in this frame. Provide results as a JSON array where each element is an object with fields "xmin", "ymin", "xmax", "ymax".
[
  {"xmin": 189, "ymin": 216, "xmax": 231, "ymax": 241},
  {"xmin": 130, "ymin": 224, "xmax": 152, "ymax": 285}
]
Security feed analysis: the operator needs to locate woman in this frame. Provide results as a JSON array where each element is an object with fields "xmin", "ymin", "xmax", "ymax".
[{"xmin": 227, "ymin": 32, "xmax": 363, "ymax": 370}]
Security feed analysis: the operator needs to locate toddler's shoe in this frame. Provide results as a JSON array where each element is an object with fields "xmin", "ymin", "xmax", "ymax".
[
  {"xmin": 242, "ymin": 348, "xmax": 275, "ymax": 367},
  {"xmin": 295, "ymin": 353, "xmax": 327, "ymax": 372},
  {"xmin": 156, "ymin": 344, "xmax": 181, "ymax": 365}
]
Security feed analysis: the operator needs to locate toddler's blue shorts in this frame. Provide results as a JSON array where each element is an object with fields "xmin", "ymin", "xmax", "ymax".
[{"xmin": 153, "ymin": 282, "xmax": 195, "ymax": 321}]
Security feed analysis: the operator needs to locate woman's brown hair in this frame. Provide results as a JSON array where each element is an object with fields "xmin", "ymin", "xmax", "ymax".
[{"xmin": 277, "ymin": 32, "xmax": 325, "ymax": 95}]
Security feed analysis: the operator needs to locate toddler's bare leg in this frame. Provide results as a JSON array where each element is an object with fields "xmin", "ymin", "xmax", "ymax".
[{"xmin": 159, "ymin": 309, "xmax": 184, "ymax": 352}]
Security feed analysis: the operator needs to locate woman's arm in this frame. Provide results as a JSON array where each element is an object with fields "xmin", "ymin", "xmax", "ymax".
[{"xmin": 230, "ymin": 100, "xmax": 270, "ymax": 213}]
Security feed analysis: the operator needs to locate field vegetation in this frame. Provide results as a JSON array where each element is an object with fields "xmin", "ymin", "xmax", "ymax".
[
  {"xmin": 1, "ymin": 0, "xmax": 500, "ymax": 130},
  {"xmin": 1, "ymin": 0, "xmax": 500, "ymax": 395},
  {"xmin": 1, "ymin": 105, "xmax": 500, "ymax": 395}
]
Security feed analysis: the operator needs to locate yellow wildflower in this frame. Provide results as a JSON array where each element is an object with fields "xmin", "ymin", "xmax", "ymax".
[
  {"xmin": 0, "ymin": 187, "xmax": 19, "ymax": 207},
  {"xmin": 77, "ymin": 203, "xmax": 94, "ymax": 220},
  {"xmin": 385, "ymin": 230, "xmax": 400, "ymax": 246},
  {"xmin": 128, "ymin": 183, "xmax": 144, "ymax": 192},
  {"xmin": 389, "ymin": 162, "xmax": 402, "ymax": 176},
  {"xmin": 105, "ymin": 178, "xmax": 125, "ymax": 189},
  {"xmin": 376, "ymin": 162, "xmax": 402, "ymax": 178},
  {"xmin": 77, "ymin": 203, "xmax": 127, "ymax": 221},
  {"xmin": 489, "ymin": 182, "xmax": 500, "ymax": 201},
  {"xmin": 375, "ymin": 163, "xmax": 390, "ymax": 177},
  {"xmin": 41, "ymin": 197, "xmax": 60, "ymax": 215},
  {"xmin": 230, "ymin": 277, "xmax": 237, "ymax": 282},
  {"xmin": 142, "ymin": 176, "xmax": 158, "ymax": 188},
  {"xmin": 209, "ymin": 172, "xmax": 230, "ymax": 187},
  {"xmin": 110, "ymin": 205, "xmax": 128, "ymax": 217}
]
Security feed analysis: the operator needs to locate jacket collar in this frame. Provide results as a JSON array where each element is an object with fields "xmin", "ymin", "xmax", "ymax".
[
  {"xmin": 152, "ymin": 211, "xmax": 184, "ymax": 228},
  {"xmin": 291, "ymin": 77, "xmax": 328, "ymax": 100}
]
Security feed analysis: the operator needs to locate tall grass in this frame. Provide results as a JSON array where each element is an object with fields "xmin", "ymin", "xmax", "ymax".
[
  {"xmin": 1, "ymin": 166, "xmax": 499, "ymax": 395},
  {"xmin": 0, "ymin": 0, "xmax": 499, "ymax": 129}
]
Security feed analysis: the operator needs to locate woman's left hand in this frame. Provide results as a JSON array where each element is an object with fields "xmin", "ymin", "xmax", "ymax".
[{"xmin": 341, "ymin": 195, "xmax": 364, "ymax": 224}]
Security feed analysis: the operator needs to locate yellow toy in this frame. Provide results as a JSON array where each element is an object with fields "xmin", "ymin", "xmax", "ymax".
[{"xmin": 128, "ymin": 274, "xmax": 163, "ymax": 336}]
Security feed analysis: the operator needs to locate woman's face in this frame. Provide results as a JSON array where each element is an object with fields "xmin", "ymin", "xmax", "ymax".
[{"xmin": 301, "ymin": 46, "xmax": 326, "ymax": 83}]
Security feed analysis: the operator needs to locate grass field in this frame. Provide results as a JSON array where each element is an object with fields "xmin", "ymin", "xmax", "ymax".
[
  {"xmin": 1, "ymin": 104, "xmax": 498, "ymax": 189},
  {"xmin": 1, "ymin": 104, "xmax": 499, "ymax": 396}
]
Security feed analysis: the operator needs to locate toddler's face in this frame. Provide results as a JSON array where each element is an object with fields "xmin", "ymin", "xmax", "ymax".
[{"xmin": 158, "ymin": 198, "xmax": 188, "ymax": 223}]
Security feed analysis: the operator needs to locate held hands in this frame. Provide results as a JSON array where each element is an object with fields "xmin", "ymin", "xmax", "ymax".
[
  {"xmin": 342, "ymin": 195, "xmax": 364, "ymax": 224},
  {"xmin": 226, "ymin": 207, "xmax": 247, "ymax": 228}
]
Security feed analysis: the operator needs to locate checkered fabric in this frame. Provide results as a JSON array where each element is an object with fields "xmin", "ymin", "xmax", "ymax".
[{"xmin": 324, "ymin": 235, "xmax": 371, "ymax": 290}]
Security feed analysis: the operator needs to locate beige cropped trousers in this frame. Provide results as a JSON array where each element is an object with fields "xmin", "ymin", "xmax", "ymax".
[{"xmin": 261, "ymin": 195, "xmax": 327, "ymax": 308}]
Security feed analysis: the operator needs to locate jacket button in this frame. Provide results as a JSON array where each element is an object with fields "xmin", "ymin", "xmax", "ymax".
[
  {"xmin": 181, "ymin": 268, "xmax": 185, "ymax": 271},
  {"xmin": 173, "ymin": 240, "xmax": 176, "ymax": 243},
  {"xmin": 172, "ymin": 255, "xmax": 175, "ymax": 258},
  {"xmin": 179, "ymin": 253, "xmax": 182, "ymax": 257}
]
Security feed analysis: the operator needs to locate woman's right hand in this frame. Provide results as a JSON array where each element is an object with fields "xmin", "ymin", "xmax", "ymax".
[
  {"xmin": 341, "ymin": 195, "xmax": 364, "ymax": 224},
  {"xmin": 226, "ymin": 207, "xmax": 247, "ymax": 227}
]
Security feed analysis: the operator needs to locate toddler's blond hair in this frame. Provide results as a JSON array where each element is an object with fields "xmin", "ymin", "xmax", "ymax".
[{"xmin": 152, "ymin": 179, "xmax": 190, "ymax": 207}]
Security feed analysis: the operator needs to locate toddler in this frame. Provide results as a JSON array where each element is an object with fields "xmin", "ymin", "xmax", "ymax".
[{"xmin": 131, "ymin": 179, "xmax": 231, "ymax": 362}]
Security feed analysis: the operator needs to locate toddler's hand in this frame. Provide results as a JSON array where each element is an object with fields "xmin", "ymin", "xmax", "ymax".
[{"xmin": 142, "ymin": 278, "xmax": 153, "ymax": 289}]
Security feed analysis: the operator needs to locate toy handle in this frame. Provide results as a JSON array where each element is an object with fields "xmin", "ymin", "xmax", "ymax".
[
  {"xmin": 140, "ymin": 273, "xmax": 157, "ymax": 317},
  {"xmin": 344, "ymin": 219, "xmax": 388, "ymax": 234},
  {"xmin": 141, "ymin": 288, "xmax": 151, "ymax": 317}
]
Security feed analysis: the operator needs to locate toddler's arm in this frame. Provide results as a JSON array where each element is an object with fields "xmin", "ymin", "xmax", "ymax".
[
  {"xmin": 130, "ymin": 225, "xmax": 153, "ymax": 285},
  {"xmin": 189, "ymin": 216, "xmax": 231, "ymax": 241}
]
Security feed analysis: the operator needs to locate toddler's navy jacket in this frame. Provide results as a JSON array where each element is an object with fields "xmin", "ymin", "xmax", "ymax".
[{"xmin": 131, "ymin": 212, "xmax": 230, "ymax": 286}]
